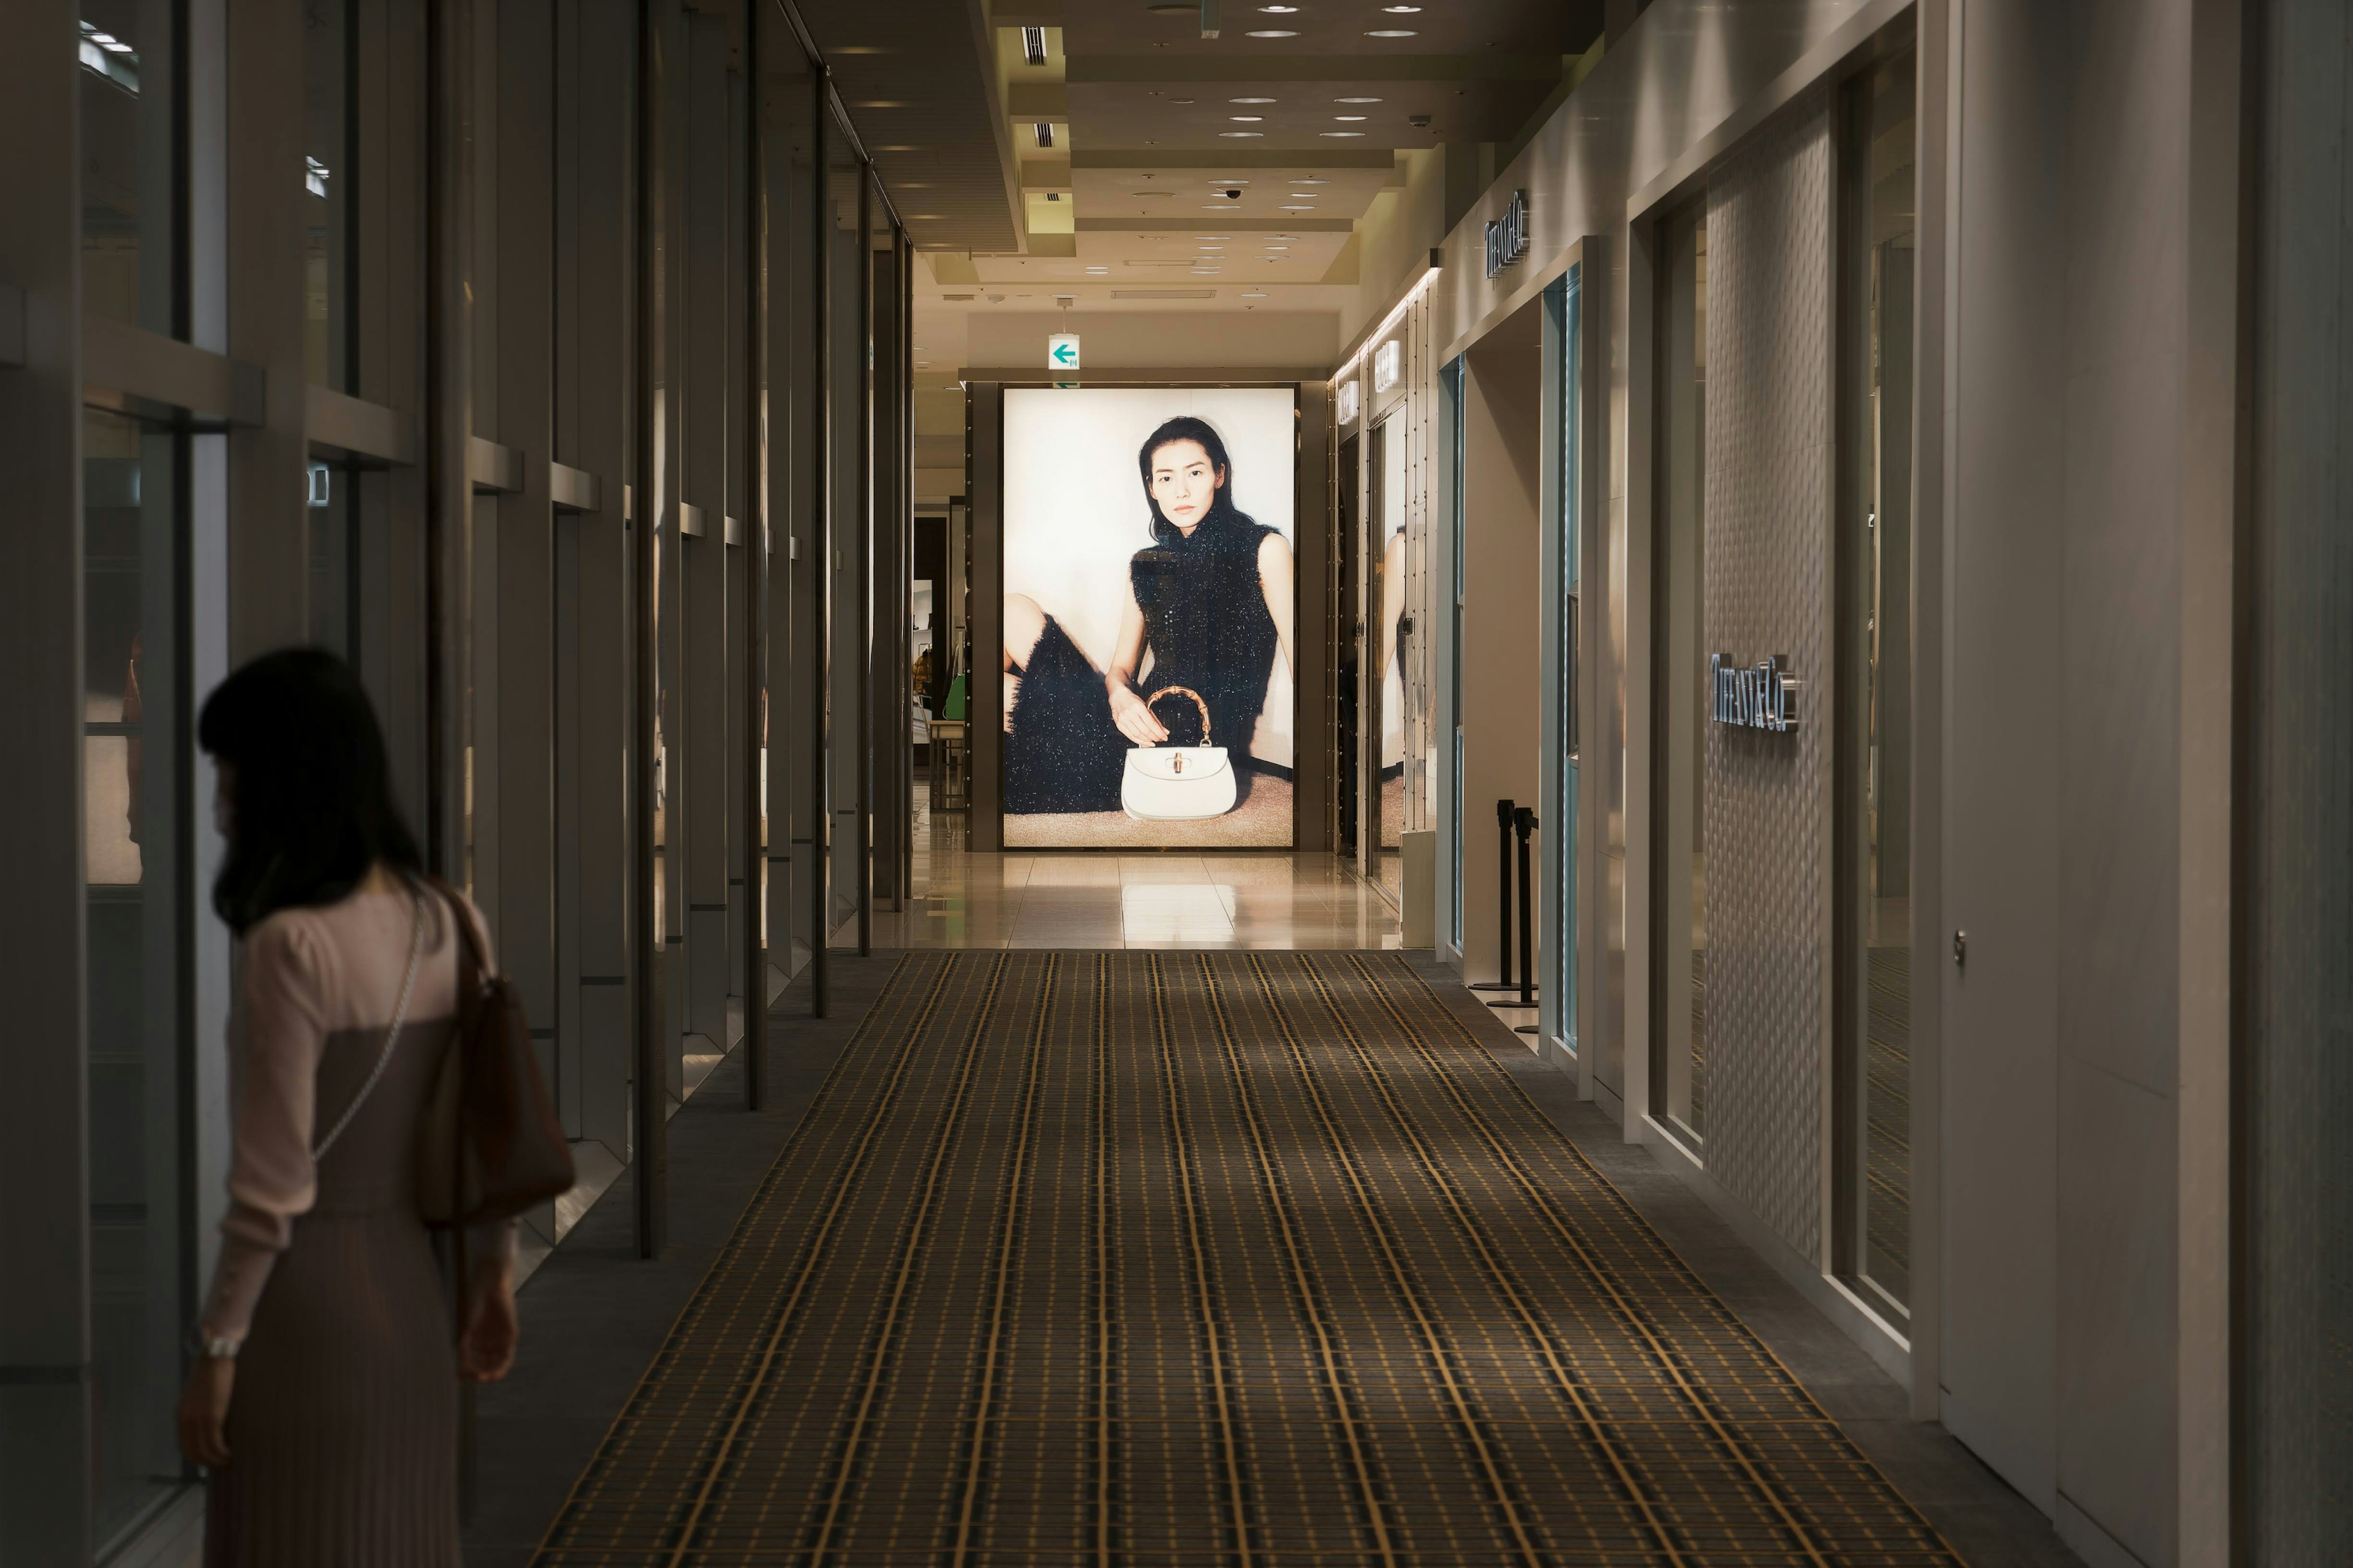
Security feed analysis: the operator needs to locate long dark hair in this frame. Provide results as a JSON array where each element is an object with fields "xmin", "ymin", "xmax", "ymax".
[
  {"xmin": 1137, "ymin": 415, "xmax": 1257, "ymax": 545},
  {"xmin": 198, "ymin": 648, "xmax": 423, "ymax": 934}
]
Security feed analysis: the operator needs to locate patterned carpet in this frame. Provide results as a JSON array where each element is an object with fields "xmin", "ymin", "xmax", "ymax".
[{"xmin": 533, "ymin": 951, "xmax": 1957, "ymax": 1565}]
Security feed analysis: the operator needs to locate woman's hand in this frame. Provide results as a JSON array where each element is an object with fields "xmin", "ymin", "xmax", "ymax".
[
  {"xmin": 177, "ymin": 1355, "xmax": 235, "ymax": 1468},
  {"xmin": 461, "ymin": 1271, "xmax": 520, "ymax": 1384},
  {"xmin": 1108, "ymin": 682, "xmax": 1169, "ymax": 746}
]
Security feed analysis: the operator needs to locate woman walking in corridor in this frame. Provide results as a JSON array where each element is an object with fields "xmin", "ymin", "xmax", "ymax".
[{"xmin": 176, "ymin": 650, "xmax": 517, "ymax": 1567}]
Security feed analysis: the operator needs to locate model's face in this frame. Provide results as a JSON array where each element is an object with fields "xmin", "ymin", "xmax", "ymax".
[{"xmin": 1149, "ymin": 439, "xmax": 1224, "ymax": 532}]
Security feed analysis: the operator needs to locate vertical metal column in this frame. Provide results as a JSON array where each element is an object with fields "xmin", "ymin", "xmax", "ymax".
[
  {"xmin": 426, "ymin": 0, "xmax": 474, "ymax": 882},
  {"xmin": 808, "ymin": 78, "xmax": 832, "ymax": 1017},
  {"xmin": 630, "ymin": 0, "xmax": 666, "ymax": 1256},
  {"xmin": 0, "ymin": 2, "xmax": 94, "ymax": 1554},
  {"xmin": 740, "ymin": 0, "xmax": 767, "ymax": 1107},
  {"xmin": 898, "ymin": 230, "xmax": 915, "ymax": 905},
  {"xmin": 855, "ymin": 165, "xmax": 873, "ymax": 956}
]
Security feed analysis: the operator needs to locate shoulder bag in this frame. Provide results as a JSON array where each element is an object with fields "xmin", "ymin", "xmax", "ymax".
[{"xmin": 415, "ymin": 877, "xmax": 575, "ymax": 1232}]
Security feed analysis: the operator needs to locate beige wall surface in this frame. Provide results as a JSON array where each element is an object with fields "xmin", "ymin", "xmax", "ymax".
[{"xmin": 1457, "ymin": 323, "xmax": 1544, "ymax": 987}]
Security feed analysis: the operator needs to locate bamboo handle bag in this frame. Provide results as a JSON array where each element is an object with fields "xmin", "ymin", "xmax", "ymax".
[{"xmin": 1120, "ymin": 686, "xmax": 1238, "ymax": 821}]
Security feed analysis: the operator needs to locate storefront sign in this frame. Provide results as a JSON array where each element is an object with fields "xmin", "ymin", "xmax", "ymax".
[
  {"xmin": 1485, "ymin": 189, "xmax": 1529, "ymax": 279},
  {"xmin": 1372, "ymin": 339, "xmax": 1402, "ymax": 393},
  {"xmin": 1710, "ymin": 654, "xmax": 1800, "ymax": 733},
  {"xmin": 1336, "ymin": 379, "xmax": 1360, "ymax": 425}
]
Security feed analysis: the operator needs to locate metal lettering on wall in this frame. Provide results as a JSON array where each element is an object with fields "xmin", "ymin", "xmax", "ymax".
[
  {"xmin": 1710, "ymin": 654, "xmax": 1800, "ymax": 733},
  {"xmin": 1485, "ymin": 189, "xmax": 1529, "ymax": 279}
]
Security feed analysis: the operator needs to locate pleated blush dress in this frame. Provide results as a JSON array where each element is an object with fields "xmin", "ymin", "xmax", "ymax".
[{"xmin": 197, "ymin": 887, "xmax": 501, "ymax": 1567}]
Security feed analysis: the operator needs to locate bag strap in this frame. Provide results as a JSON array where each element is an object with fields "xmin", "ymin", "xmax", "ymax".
[
  {"xmin": 1144, "ymin": 684, "xmax": 1213, "ymax": 744},
  {"xmin": 311, "ymin": 886, "xmax": 426, "ymax": 1163}
]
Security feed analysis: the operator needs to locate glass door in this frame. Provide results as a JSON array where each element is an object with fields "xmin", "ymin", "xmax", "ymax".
[
  {"xmin": 1649, "ymin": 198, "xmax": 1708, "ymax": 1147},
  {"xmin": 83, "ymin": 408, "xmax": 194, "ymax": 1550},
  {"xmin": 1544, "ymin": 266, "xmax": 1583, "ymax": 1054},
  {"xmin": 1333, "ymin": 433, "xmax": 1360, "ymax": 858},
  {"xmin": 1835, "ymin": 54, "xmax": 1917, "ymax": 1319},
  {"xmin": 1442, "ymin": 357, "xmax": 1466, "ymax": 949}
]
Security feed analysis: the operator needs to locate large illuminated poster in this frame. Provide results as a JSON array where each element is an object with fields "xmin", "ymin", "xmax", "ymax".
[{"xmin": 1002, "ymin": 386, "xmax": 1297, "ymax": 847}]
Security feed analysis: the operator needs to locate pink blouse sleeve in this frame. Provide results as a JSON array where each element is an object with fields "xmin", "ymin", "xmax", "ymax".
[{"xmin": 199, "ymin": 914, "xmax": 333, "ymax": 1346}]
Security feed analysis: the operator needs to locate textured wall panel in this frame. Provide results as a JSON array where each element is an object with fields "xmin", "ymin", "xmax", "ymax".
[
  {"xmin": 1700, "ymin": 97, "xmax": 1833, "ymax": 1263},
  {"xmin": 2248, "ymin": 0, "xmax": 2353, "ymax": 1555}
]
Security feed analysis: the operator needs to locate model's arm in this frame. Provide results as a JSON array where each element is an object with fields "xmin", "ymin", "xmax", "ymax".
[
  {"xmin": 1106, "ymin": 582, "xmax": 1168, "ymax": 744},
  {"xmin": 1259, "ymin": 532, "xmax": 1297, "ymax": 677}
]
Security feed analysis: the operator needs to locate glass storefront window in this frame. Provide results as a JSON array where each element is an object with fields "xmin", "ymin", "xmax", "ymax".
[
  {"xmin": 80, "ymin": 1, "xmax": 181, "ymax": 335},
  {"xmin": 308, "ymin": 461, "xmax": 357, "ymax": 659},
  {"xmin": 1373, "ymin": 410, "xmax": 1406, "ymax": 900},
  {"xmin": 83, "ymin": 408, "xmax": 191, "ymax": 1548},
  {"xmin": 1650, "ymin": 200, "xmax": 1708, "ymax": 1146},
  {"xmin": 304, "ymin": 0, "xmax": 355, "ymax": 388},
  {"xmin": 1835, "ymin": 55, "xmax": 1917, "ymax": 1317}
]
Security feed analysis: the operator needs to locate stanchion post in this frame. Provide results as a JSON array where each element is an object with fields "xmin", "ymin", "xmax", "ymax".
[
  {"xmin": 1495, "ymin": 797, "xmax": 1515, "ymax": 988},
  {"xmin": 1515, "ymin": 806, "xmax": 1537, "ymax": 1009}
]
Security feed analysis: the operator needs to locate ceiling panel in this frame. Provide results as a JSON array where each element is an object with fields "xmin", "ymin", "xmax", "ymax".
[{"xmin": 782, "ymin": 0, "xmax": 1023, "ymax": 252}]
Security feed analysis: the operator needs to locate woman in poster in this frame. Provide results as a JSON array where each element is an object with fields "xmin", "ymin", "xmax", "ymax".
[{"xmin": 1003, "ymin": 415, "xmax": 1294, "ymax": 814}]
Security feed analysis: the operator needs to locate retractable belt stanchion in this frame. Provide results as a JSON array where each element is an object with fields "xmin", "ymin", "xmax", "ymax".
[
  {"xmin": 1512, "ymin": 806, "xmax": 1539, "ymax": 1034},
  {"xmin": 1471, "ymin": 798, "xmax": 1525, "ymax": 996}
]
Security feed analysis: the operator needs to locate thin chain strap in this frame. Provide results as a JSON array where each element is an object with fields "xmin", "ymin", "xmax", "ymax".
[{"xmin": 312, "ymin": 888, "xmax": 428, "ymax": 1162}]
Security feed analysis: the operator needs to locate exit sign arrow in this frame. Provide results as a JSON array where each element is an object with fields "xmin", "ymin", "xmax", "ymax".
[{"xmin": 1047, "ymin": 333, "xmax": 1080, "ymax": 371}]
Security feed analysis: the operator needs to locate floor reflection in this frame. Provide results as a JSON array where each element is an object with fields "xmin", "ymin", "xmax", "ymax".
[{"xmin": 845, "ymin": 786, "xmax": 1404, "ymax": 952}]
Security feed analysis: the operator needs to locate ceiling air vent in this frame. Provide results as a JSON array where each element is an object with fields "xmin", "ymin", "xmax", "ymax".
[{"xmin": 1021, "ymin": 26, "xmax": 1048, "ymax": 65}]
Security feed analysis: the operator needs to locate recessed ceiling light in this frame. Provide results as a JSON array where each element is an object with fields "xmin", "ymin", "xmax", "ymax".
[
  {"xmin": 1086, "ymin": 267, "xmax": 1110, "ymax": 273},
  {"xmin": 1246, "ymin": 29, "xmax": 1298, "ymax": 37},
  {"xmin": 1259, "ymin": 4, "xmax": 1299, "ymax": 9},
  {"xmin": 1382, "ymin": 4, "xmax": 1423, "ymax": 10},
  {"xmin": 1171, "ymin": 97, "xmax": 1196, "ymax": 104},
  {"xmin": 1203, "ymin": 203, "xmax": 1239, "ymax": 208},
  {"xmin": 1281, "ymin": 203, "xmax": 1315, "ymax": 210},
  {"xmin": 1365, "ymin": 29, "xmax": 1417, "ymax": 37},
  {"xmin": 1334, "ymin": 115, "xmax": 1366, "ymax": 121},
  {"xmin": 1229, "ymin": 115, "xmax": 1263, "ymax": 122},
  {"xmin": 1231, "ymin": 96, "xmax": 1276, "ymax": 104},
  {"xmin": 1218, "ymin": 132, "xmax": 1262, "ymax": 138},
  {"xmin": 1336, "ymin": 97, "xmax": 1382, "ymax": 104},
  {"xmin": 1196, "ymin": 233, "xmax": 1232, "ymax": 238},
  {"xmin": 1295, "ymin": 177, "xmax": 1327, "ymax": 184},
  {"xmin": 1319, "ymin": 131, "xmax": 1366, "ymax": 137},
  {"xmin": 1244, "ymin": 290, "xmax": 1268, "ymax": 298},
  {"xmin": 1265, "ymin": 245, "xmax": 1290, "ymax": 251}
]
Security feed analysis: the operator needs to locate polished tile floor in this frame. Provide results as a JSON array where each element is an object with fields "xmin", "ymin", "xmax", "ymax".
[{"xmin": 846, "ymin": 789, "xmax": 1403, "ymax": 951}]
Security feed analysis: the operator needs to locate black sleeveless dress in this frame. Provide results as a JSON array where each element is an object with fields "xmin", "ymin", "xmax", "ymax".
[{"xmin": 1007, "ymin": 512, "xmax": 1279, "ymax": 815}]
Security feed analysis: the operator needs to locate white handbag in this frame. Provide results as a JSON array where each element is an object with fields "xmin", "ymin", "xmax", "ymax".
[{"xmin": 1120, "ymin": 686, "xmax": 1238, "ymax": 821}]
